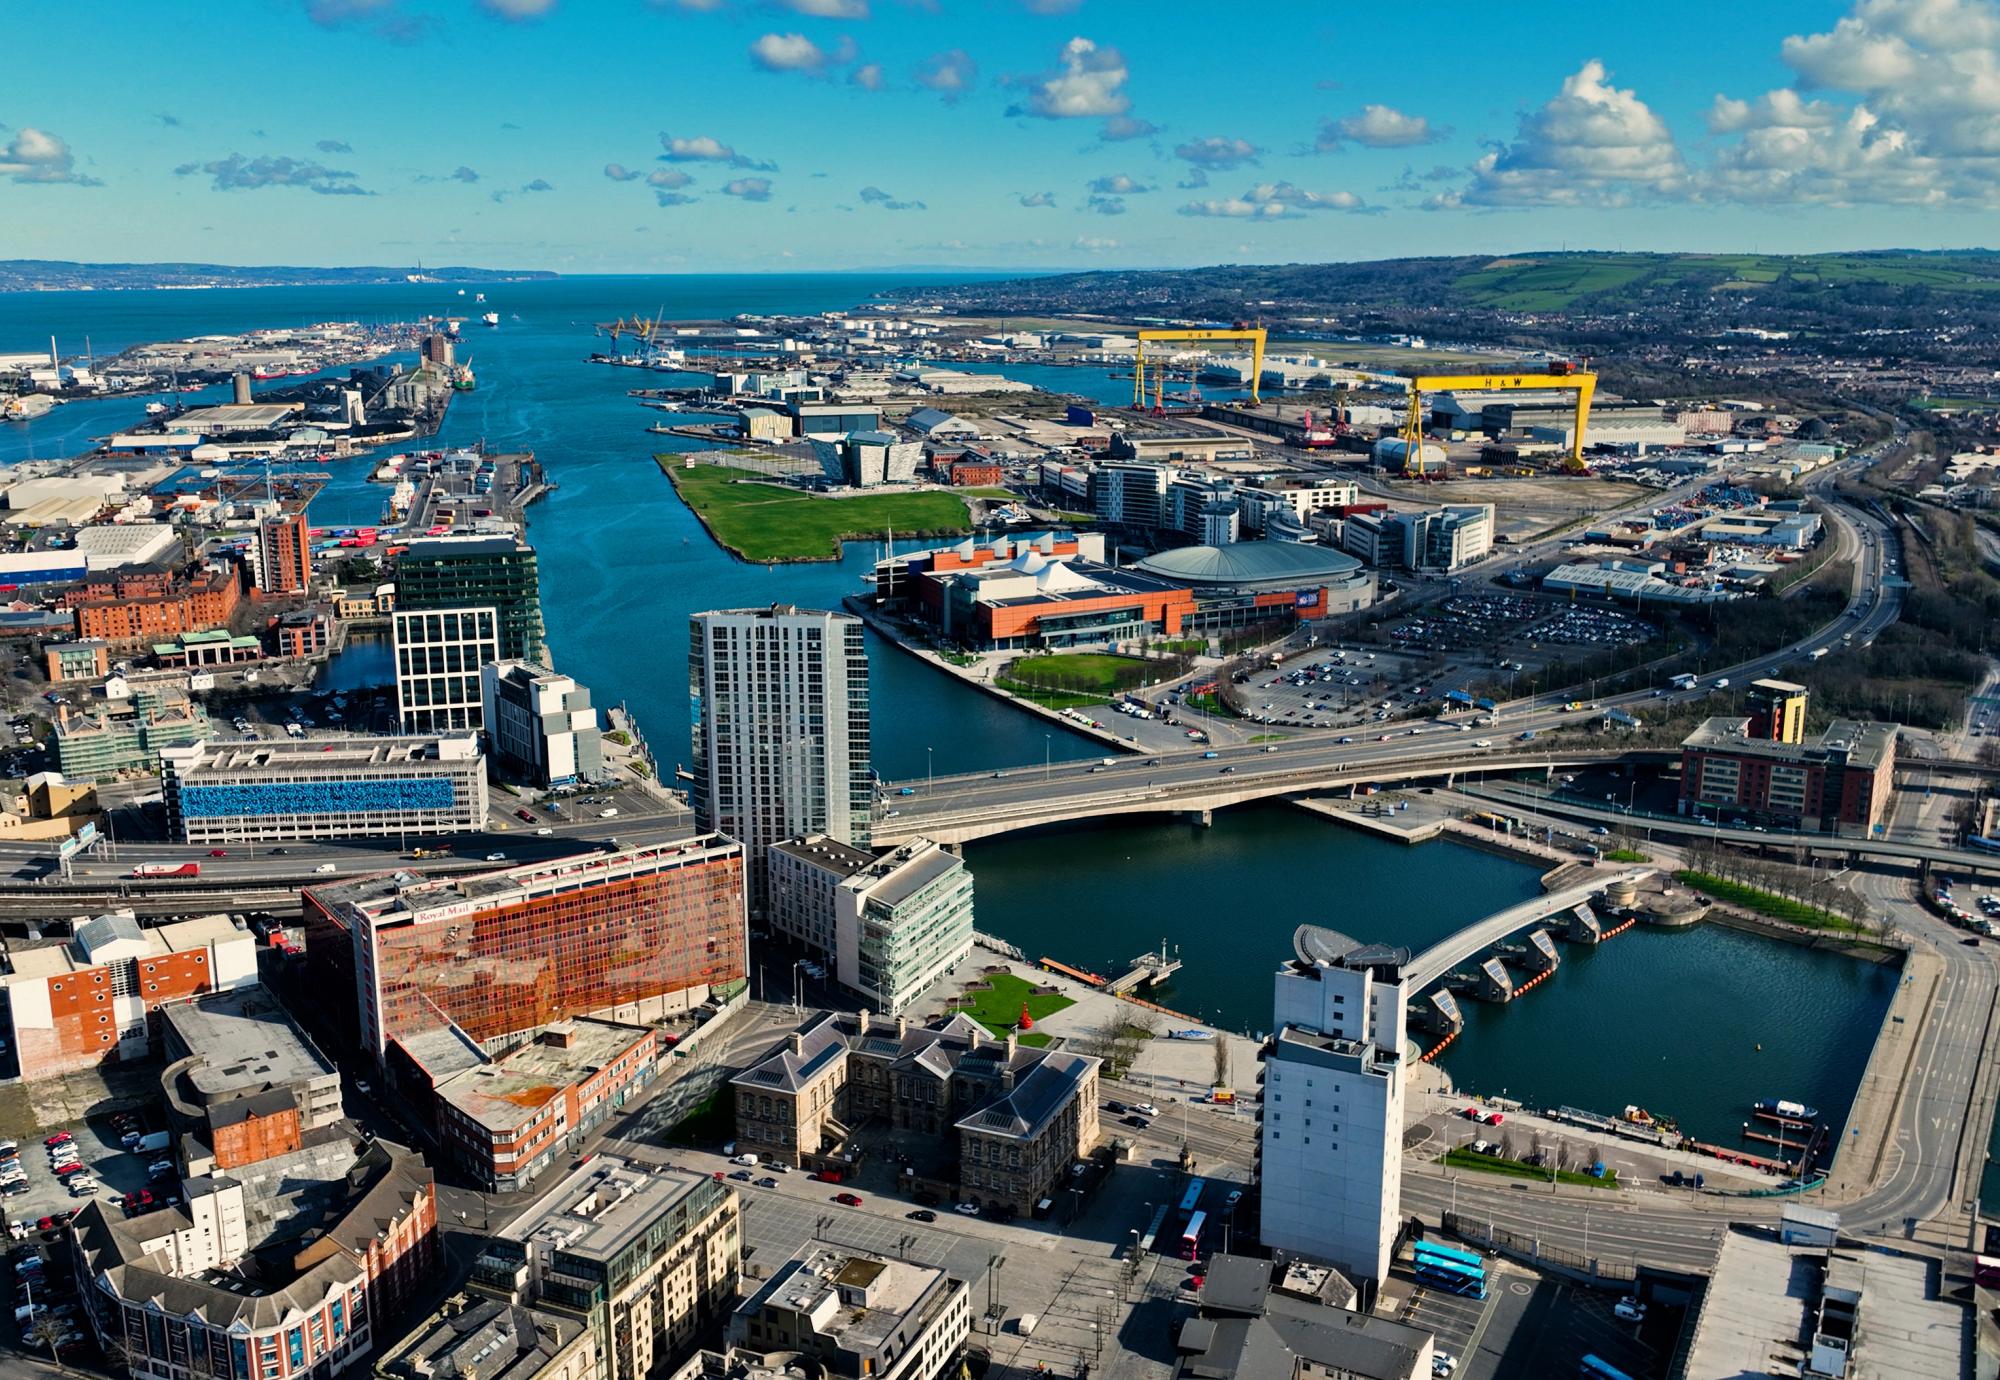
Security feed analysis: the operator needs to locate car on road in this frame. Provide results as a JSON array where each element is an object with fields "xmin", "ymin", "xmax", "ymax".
[
  {"xmin": 754, "ymin": 1177, "xmax": 778, "ymax": 1189},
  {"xmin": 208, "ymin": 849, "xmax": 228, "ymax": 858},
  {"xmin": 833, "ymin": 1192, "xmax": 864, "ymax": 1207},
  {"xmin": 515, "ymin": 809, "xmax": 536, "ymax": 823},
  {"xmin": 728, "ymin": 1170, "xmax": 753, "ymax": 1182},
  {"xmin": 1124, "ymin": 1114, "xmax": 1150, "ymax": 1128},
  {"xmin": 1432, "ymin": 1353, "xmax": 1457, "ymax": 1377},
  {"xmin": 730, "ymin": 1153, "xmax": 760, "ymax": 1167},
  {"xmin": 955, "ymin": 1202, "xmax": 980, "ymax": 1216},
  {"xmin": 485, "ymin": 852, "xmax": 507, "ymax": 862},
  {"xmin": 1483, "ymin": 1112, "xmax": 1504, "ymax": 1126},
  {"xmin": 1614, "ymin": 1297, "xmax": 1646, "ymax": 1323},
  {"xmin": 1134, "ymin": 1103, "xmax": 1159, "ymax": 1117},
  {"xmin": 1201, "ymin": 750, "xmax": 1219, "ymax": 759},
  {"xmin": 1224, "ymin": 1189, "xmax": 1243, "ymax": 1210},
  {"xmin": 907, "ymin": 1209, "xmax": 937, "ymax": 1222},
  {"xmin": 1338, "ymin": 736, "xmax": 1353, "ymax": 744},
  {"xmin": 536, "ymin": 827, "xmax": 553, "ymax": 835}
]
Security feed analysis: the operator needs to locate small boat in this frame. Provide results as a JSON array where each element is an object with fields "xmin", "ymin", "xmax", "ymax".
[
  {"xmin": 1621, "ymin": 1105, "xmax": 1655, "ymax": 1128},
  {"xmin": 481, "ymin": 311, "xmax": 500, "ymax": 327},
  {"xmin": 1169, "ymin": 1028, "xmax": 1214, "ymax": 1041},
  {"xmin": 1755, "ymin": 1098, "xmax": 1819, "ymax": 1121}
]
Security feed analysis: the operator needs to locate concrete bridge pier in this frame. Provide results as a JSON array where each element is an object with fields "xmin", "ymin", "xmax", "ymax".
[{"xmin": 1182, "ymin": 808, "xmax": 1213, "ymax": 828}]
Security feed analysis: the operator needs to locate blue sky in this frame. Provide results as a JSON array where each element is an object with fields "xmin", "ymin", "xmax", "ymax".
[{"xmin": 5, "ymin": 0, "xmax": 1997, "ymax": 272}]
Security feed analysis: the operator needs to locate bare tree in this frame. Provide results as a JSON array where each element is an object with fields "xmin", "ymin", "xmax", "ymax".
[
  {"xmin": 27, "ymin": 1314, "xmax": 75, "ymax": 1374},
  {"xmin": 1212, "ymin": 1035, "xmax": 1231, "ymax": 1091}
]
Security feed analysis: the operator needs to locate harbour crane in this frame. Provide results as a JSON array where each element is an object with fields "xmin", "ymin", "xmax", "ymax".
[
  {"xmin": 1133, "ymin": 325, "xmax": 1268, "ymax": 406},
  {"xmin": 1399, "ymin": 362, "xmax": 1597, "ymax": 472}
]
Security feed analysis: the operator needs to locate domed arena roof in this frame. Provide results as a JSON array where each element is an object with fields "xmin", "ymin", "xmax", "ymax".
[{"xmin": 1133, "ymin": 540, "xmax": 1362, "ymax": 586}]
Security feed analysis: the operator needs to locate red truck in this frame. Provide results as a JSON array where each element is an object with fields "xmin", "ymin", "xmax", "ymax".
[{"xmin": 130, "ymin": 863, "xmax": 200, "ymax": 879}]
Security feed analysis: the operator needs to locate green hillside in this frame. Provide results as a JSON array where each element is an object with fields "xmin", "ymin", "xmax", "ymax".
[{"xmin": 1452, "ymin": 251, "xmax": 2000, "ymax": 311}]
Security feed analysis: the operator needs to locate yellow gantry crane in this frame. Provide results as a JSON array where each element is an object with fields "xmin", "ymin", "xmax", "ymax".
[
  {"xmin": 1134, "ymin": 326, "xmax": 1268, "ymax": 406},
  {"xmin": 1400, "ymin": 364, "xmax": 1597, "ymax": 471}
]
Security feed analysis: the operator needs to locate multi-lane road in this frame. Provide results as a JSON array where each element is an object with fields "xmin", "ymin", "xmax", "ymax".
[{"xmin": 875, "ymin": 482, "xmax": 1901, "ymax": 845}]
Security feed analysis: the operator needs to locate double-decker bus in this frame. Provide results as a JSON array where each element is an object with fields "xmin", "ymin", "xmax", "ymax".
[
  {"xmin": 1179, "ymin": 1210, "xmax": 1206, "ymax": 1261},
  {"xmin": 1578, "ymin": 1356, "xmax": 1635, "ymax": 1380},
  {"xmin": 1178, "ymin": 1178, "xmax": 1206, "ymax": 1215},
  {"xmin": 1412, "ymin": 1257, "xmax": 1486, "ymax": 1299},
  {"xmin": 1412, "ymin": 1240, "xmax": 1484, "ymax": 1272}
]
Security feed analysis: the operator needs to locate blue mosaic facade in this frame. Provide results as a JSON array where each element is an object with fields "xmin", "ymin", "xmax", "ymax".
[{"xmin": 179, "ymin": 777, "xmax": 457, "ymax": 819}]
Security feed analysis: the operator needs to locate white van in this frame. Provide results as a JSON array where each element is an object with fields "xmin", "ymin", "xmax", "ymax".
[
  {"xmin": 314, "ymin": 863, "xmax": 337, "ymax": 875},
  {"xmin": 730, "ymin": 1152, "xmax": 760, "ymax": 1167}
]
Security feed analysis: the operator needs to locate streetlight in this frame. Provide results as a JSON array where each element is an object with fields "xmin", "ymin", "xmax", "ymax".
[
  {"xmin": 927, "ymin": 746, "xmax": 934, "ymax": 797},
  {"xmin": 792, "ymin": 960, "xmax": 805, "ymax": 1017},
  {"xmin": 1044, "ymin": 734, "xmax": 1051, "ymax": 782}
]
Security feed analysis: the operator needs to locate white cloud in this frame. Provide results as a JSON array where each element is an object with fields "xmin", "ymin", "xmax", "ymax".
[
  {"xmin": 751, "ymin": 32, "xmax": 827, "ymax": 72},
  {"xmin": 1087, "ymin": 172, "xmax": 1149, "ymax": 194},
  {"xmin": 659, "ymin": 132, "xmax": 773, "ymax": 169},
  {"xmin": 1245, "ymin": 180, "xmax": 1366, "ymax": 211},
  {"xmin": 1437, "ymin": 59, "xmax": 1688, "ymax": 207},
  {"xmin": 0, "ymin": 128, "xmax": 99, "ymax": 186},
  {"xmin": 479, "ymin": 0, "xmax": 555, "ymax": 16},
  {"xmin": 1315, "ymin": 103, "xmax": 1444, "ymax": 150},
  {"xmin": 722, "ymin": 176, "xmax": 773, "ymax": 200},
  {"xmin": 604, "ymin": 162, "xmax": 641, "ymax": 181},
  {"xmin": 1018, "ymin": 190, "xmax": 1057, "ymax": 207},
  {"xmin": 648, "ymin": 168, "xmax": 692, "ymax": 188},
  {"xmin": 859, "ymin": 184, "xmax": 924, "ymax": 210},
  {"xmin": 1175, "ymin": 135, "xmax": 1259, "ymax": 169},
  {"xmin": 1086, "ymin": 194, "xmax": 1125, "ymax": 215},
  {"xmin": 1099, "ymin": 114, "xmax": 1159, "ymax": 141},
  {"xmin": 1071, "ymin": 235, "xmax": 1120, "ymax": 252},
  {"xmin": 1177, "ymin": 181, "xmax": 1366, "ymax": 218},
  {"xmin": 1017, "ymin": 36, "xmax": 1130, "ymax": 118},
  {"xmin": 1701, "ymin": 0, "xmax": 2000, "ymax": 205},
  {"xmin": 779, "ymin": 0, "xmax": 866, "ymax": 15},
  {"xmin": 1707, "ymin": 89, "xmax": 1841, "ymax": 133},
  {"xmin": 1178, "ymin": 197, "xmax": 1286, "ymax": 219},
  {"xmin": 915, "ymin": 49, "xmax": 977, "ymax": 101},
  {"xmin": 850, "ymin": 62, "xmax": 885, "ymax": 90}
]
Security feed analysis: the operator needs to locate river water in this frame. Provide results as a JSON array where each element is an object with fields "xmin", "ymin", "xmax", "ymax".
[{"xmin": 0, "ymin": 278, "xmax": 1900, "ymax": 1153}]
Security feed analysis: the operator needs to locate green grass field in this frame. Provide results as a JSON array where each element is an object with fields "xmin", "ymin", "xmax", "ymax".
[
  {"xmin": 1001, "ymin": 652, "xmax": 1152, "ymax": 695},
  {"xmin": 1674, "ymin": 870, "xmax": 1858, "ymax": 932},
  {"xmin": 1441, "ymin": 1145, "xmax": 1618, "ymax": 1188},
  {"xmin": 950, "ymin": 972, "xmax": 1071, "ymax": 1045},
  {"xmin": 661, "ymin": 459, "xmax": 977, "ymax": 562}
]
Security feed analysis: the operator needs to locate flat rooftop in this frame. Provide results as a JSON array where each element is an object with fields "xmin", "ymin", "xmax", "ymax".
[
  {"xmin": 848, "ymin": 841, "xmax": 959, "ymax": 909},
  {"xmin": 161, "ymin": 985, "xmax": 335, "ymax": 1099},
  {"xmin": 1682, "ymin": 716, "xmax": 1898, "ymax": 772},
  {"xmin": 314, "ymin": 831, "xmax": 723, "ymax": 931},
  {"xmin": 180, "ymin": 734, "xmax": 477, "ymax": 775},
  {"xmin": 433, "ymin": 1019, "xmax": 652, "ymax": 1133},
  {"xmin": 500, "ymin": 1155, "xmax": 716, "ymax": 1264},
  {"xmin": 755, "ymin": 1247, "xmax": 945, "ymax": 1355},
  {"xmin": 2, "ymin": 912, "xmax": 244, "ymax": 984},
  {"xmin": 772, "ymin": 834, "xmax": 876, "ymax": 878},
  {"xmin": 1684, "ymin": 1227, "xmax": 1961, "ymax": 1380}
]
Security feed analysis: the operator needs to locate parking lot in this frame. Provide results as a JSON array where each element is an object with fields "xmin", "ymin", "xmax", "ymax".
[{"xmin": 1472, "ymin": 1275, "xmax": 1665, "ymax": 1379}]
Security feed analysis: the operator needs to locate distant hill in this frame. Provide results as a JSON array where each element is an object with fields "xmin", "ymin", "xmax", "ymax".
[
  {"xmin": 890, "ymin": 248, "xmax": 2000, "ymax": 317},
  {"xmin": 0, "ymin": 260, "xmax": 557, "ymax": 293}
]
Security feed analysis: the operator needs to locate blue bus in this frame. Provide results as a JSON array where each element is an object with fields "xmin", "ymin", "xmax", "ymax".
[
  {"xmin": 1578, "ymin": 1356, "xmax": 1635, "ymax": 1380},
  {"xmin": 1412, "ymin": 1240, "xmax": 1485, "ymax": 1272},
  {"xmin": 1178, "ymin": 1178, "xmax": 1206, "ymax": 1215},
  {"xmin": 1412, "ymin": 1259, "xmax": 1486, "ymax": 1299}
]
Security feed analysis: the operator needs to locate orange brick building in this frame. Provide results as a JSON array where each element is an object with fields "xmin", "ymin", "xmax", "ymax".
[
  {"xmin": 160, "ymin": 984, "xmax": 344, "ymax": 1173},
  {"xmin": 0, "ymin": 914, "xmax": 259, "ymax": 1081},
  {"xmin": 65, "ymin": 564, "xmax": 244, "ymax": 645}
]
